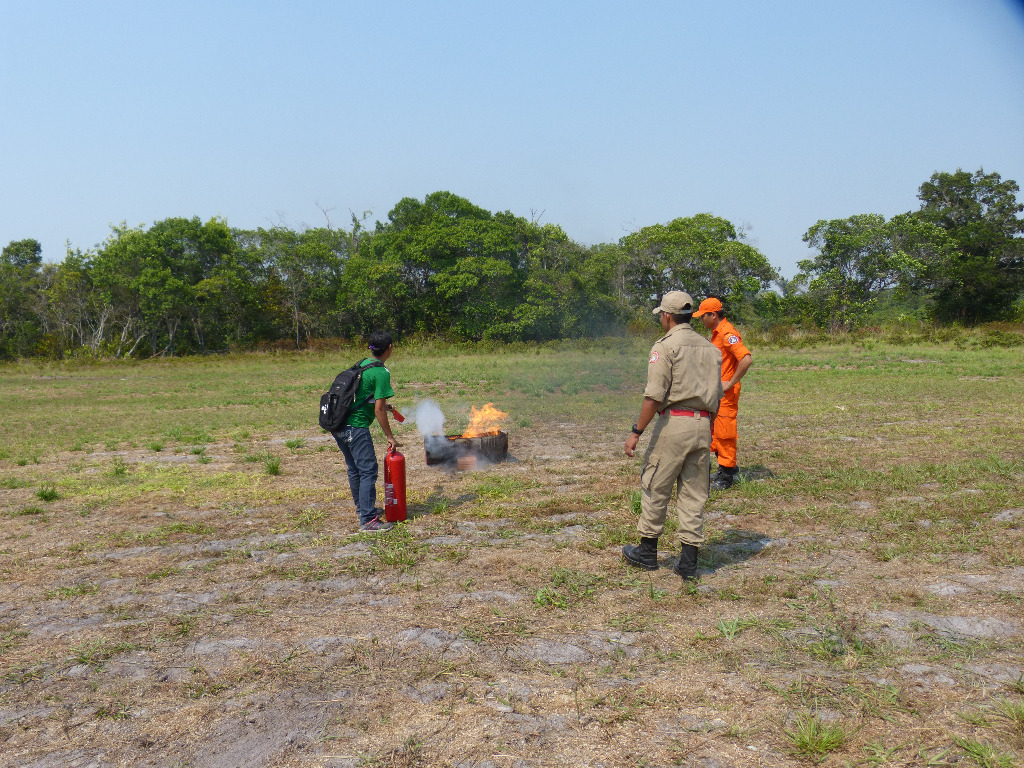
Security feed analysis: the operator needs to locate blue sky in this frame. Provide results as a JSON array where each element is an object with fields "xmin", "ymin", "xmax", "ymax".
[{"xmin": 2, "ymin": 0, "xmax": 1023, "ymax": 278}]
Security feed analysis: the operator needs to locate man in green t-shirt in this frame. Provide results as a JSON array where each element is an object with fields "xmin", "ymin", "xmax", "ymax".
[{"xmin": 332, "ymin": 331, "xmax": 401, "ymax": 532}]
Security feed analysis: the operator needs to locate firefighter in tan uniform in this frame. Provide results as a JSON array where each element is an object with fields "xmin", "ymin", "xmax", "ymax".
[{"xmin": 622, "ymin": 291, "xmax": 723, "ymax": 580}]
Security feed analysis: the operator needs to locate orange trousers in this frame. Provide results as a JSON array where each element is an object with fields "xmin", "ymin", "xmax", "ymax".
[{"xmin": 712, "ymin": 386, "xmax": 740, "ymax": 468}]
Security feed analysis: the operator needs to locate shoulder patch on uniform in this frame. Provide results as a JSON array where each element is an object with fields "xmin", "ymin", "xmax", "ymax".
[
  {"xmin": 649, "ymin": 351, "xmax": 660, "ymax": 364},
  {"xmin": 727, "ymin": 335, "xmax": 739, "ymax": 345}
]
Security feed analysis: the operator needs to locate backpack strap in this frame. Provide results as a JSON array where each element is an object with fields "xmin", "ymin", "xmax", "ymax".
[{"xmin": 353, "ymin": 359, "xmax": 385, "ymax": 411}]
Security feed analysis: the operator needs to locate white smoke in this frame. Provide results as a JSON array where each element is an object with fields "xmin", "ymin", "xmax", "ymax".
[
  {"xmin": 414, "ymin": 399, "xmax": 446, "ymax": 436},
  {"xmin": 415, "ymin": 399, "xmax": 450, "ymax": 456}
]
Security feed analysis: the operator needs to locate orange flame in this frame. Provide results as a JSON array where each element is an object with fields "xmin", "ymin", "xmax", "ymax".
[{"xmin": 462, "ymin": 402, "xmax": 509, "ymax": 438}]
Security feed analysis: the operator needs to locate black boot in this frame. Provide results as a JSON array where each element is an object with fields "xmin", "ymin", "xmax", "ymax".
[
  {"xmin": 711, "ymin": 466, "xmax": 738, "ymax": 491},
  {"xmin": 673, "ymin": 543, "xmax": 700, "ymax": 580},
  {"xmin": 622, "ymin": 537, "xmax": 659, "ymax": 571}
]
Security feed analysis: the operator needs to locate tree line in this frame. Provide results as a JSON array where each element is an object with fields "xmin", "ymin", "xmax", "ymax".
[{"xmin": 1, "ymin": 168, "xmax": 1021, "ymax": 360}]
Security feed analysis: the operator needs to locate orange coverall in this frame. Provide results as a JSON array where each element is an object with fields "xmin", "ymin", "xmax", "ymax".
[{"xmin": 710, "ymin": 319, "xmax": 751, "ymax": 469}]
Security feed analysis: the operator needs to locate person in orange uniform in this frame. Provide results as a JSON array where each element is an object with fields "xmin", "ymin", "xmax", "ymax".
[{"xmin": 695, "ymin": 298, "xmax": 752, "ymax": 490}]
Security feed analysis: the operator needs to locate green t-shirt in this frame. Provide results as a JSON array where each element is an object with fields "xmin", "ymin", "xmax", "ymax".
[{"xmin": 344, "ymin": 359, "xmax": 394, "ymax": 428}]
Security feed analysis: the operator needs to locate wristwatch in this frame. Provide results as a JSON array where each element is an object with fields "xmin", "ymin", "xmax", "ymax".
[{"xmin": 631, "ymin": 423, "xmax": 644, "ymax": 436}]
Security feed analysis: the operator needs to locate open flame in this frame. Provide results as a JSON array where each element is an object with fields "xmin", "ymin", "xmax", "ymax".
[{"xmin": 462, "ymin": 402, "xmax": 509, "ymax": 438}]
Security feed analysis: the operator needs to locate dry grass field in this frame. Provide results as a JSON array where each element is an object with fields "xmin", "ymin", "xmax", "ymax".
[{"xmin": 1, "ymin": 336, "xmax": 1023, "ymax": 768}]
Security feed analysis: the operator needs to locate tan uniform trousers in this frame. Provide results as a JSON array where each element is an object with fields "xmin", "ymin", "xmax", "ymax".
[{"xmin": 638, "ymin": 413, "xmax": 712, "ymax": 546}]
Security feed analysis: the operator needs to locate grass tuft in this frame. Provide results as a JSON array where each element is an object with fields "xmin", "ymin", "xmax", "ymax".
[
  {"xmin": 369, "ymin": 524, "xmax": 422, "ymax": 569},
  {"xmin": 784, "ymin": 714, "xmax": 849, "ymax": 762},
  {"xmin": 46, "ymin": 583, "xmax": 99, "ymax": 600},
  {"xmin": 35, "ymin": 483, "xmax": 60, "ymax": 502},
  {"xmin": 292, "ymin": 507, "xmax": 326, "ymax": 531},
  {"xmin": 990, "ymin": 697, "xmax": 1024, "ymax": 744},
  {"xmin": 9, "ymin": 506, "xmax": 46, "ymax": 517},
  {"xmin": 952, "ymin": 735, "xmax": 1017, "ymax": 768}
]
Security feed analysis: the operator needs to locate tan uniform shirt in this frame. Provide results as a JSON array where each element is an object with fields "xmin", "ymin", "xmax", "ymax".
[{"xmin": 643, "ymin": 323, "xmax": 723, "ymax": 413}]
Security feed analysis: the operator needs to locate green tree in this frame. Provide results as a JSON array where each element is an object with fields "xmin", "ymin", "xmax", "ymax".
[
  {"xmin": 0, "ymin": 239, "xmax": 44, "ymax": 358},
  {"xmin": 241, "ymin": 225, "xmax": 350, "ymax": 348},
  {"xmin": 89, "ymin": 224, "xmax": 151, "ymax": 357},
  {"xmin": 90, "ymin": 217, "xmax": 242, "ymax": 356},
  {"xmin": 912, "ymin": 168, "xmax": 1024, "ymax": 323},
  {"xmin": 619, "ymin": 214, "xmax": 777, "ymax": 323},
  {"xmin": 500, "ymin": 223, "xmax": 625, "ymax": 340},
  {"xmin": 38, "ymin": 250, "xmax": 110, "ymax": 355},
  {"xmin": 798, "ymin": 214, "xmax": 923, "ymax": 330},
  {"xmin": 144, "ymin": 217, "xmax": 239, "ymax": 353},
  {"xmin": 353, "ymin": 192, "xmax": 528, "ymax": 339}
]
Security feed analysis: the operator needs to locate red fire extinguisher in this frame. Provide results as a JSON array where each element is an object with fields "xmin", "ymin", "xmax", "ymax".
[{"xmin": 383, "ymin": 447, "xmax": 407, "ymax": 522}]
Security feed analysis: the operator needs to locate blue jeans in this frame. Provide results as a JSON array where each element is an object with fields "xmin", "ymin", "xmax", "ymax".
[{"xmin": 334, "ymin": 426, "xmax": 378, "ymax": 525}]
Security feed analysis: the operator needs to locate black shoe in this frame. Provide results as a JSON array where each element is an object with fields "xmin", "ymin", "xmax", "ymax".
[
  {"xmin": 673, "ymin": 543, "xmax": 700, "ymax": 580},
  {"xmin": 710, "ymin": 468, "xmax": 737, "ymax": 491},
  {"xmin": 622, "ymin": 537, "xmax": 659, "ymax": 571}
]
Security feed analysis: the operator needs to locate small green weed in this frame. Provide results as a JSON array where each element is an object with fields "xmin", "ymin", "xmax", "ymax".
[
  {"xmin": 70, "ymin": 639, "xmax": 137, "ymax": 668},
  {"xmin": 4, "ymin": 664, "xmax": 45, "ymax": 684},
  {"xmin": 861, "ymin": 738, "xmax": 902, "ymax": 766},
  {"xmin": 0, "ymin": 626, "xmax": 29, "ymax": 654},
  {"xmin": 146, "ymin": 566, "xmax": 179, "ymax": 580},
  {"xmin": 369, "ymin": 525, "xmax": 421, "ymax": 569},
  {"xmin": 284, "ymin": 438, "xmax": 305, "ymax": 450},
  {"xmin": 35, "ymin": 483, "xmax": 60, "ymax": 502},
  {"xmin": 148, "ymin": 441, "xmax": 164, "ymax": 452},
  {"xmin": 990, "ymin": 697, "xmax": 1024, "ymax": 742},
  {"xmin": 109, "ymin": 457, "xmax": 129, "ymax": 476},
  {"xmin": 472, "ymin": 475, "xmax": 537, "ymax": 499},
  {"xmin": 264, "ymin": 455, "xmax": 281, "ymax": 475},
  {"xmin": 9, "ymin": 506, "xmax": 46, "ymax": 517},
  {"xmin": 163, "ymin": 522, "xmax": 215, "ymax": 535},
  {"xmin": 239, "ymin": 447, "xmax": 271, "ymax": 462},
  {"xmin": 716, "ymin": 616, "xmax": 758, "ymax": 640},
  {"xmin": 292, "ymin": 507, "xmax": 326, "ymax": 531},
  {"xmin": 163, "ymin": 614, "xmax": 199, "ymax": 639},
  {"xmin": 784, "ymin": 714, "xmax": 849, "ymax": 761},
  {"xmin": 588, "ymin": 521, "xmax": 634, "ymax": 549},
  {"xmin": 534, "ymin": 586, "xmax": 568, "ymax": 608},
  {"xmin": 533, "ymin": 569, "xmax": 604, "ymax": 609},
  {"xmin": 630, "ymin": 489, "xmax": 642, "ymax": 516},
  {"xmin": 46, "ymin": 583, "xmax": 99, "ymax": 600},
  {"xmin": 107, "ymin": 522, "xmax": 214, "ymax": 547},
  {"xmin": 95, "ymin": 701, "xmax": 132, "ymax": 720},
  {"xmin": 552, "ymin": 568, "xmax": 603, "ymax": 600},
  {"xmin": 608, "ymin": 613, "xmax": 653, "ymax": 632},
  {"xmin": 952, "ymin": 736, "xmax": 1016, "ymax": 768}
]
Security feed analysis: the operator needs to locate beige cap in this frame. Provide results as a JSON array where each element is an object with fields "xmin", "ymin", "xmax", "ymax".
[{"xmin": 652, "ymin": 290, "xmax": 694, "ymax": 315}]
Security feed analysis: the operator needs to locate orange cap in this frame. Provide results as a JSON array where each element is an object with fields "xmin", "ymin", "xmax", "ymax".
[{"xmin": 696, "ymin": 297, "xmax": 723, "ymax": 317}]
